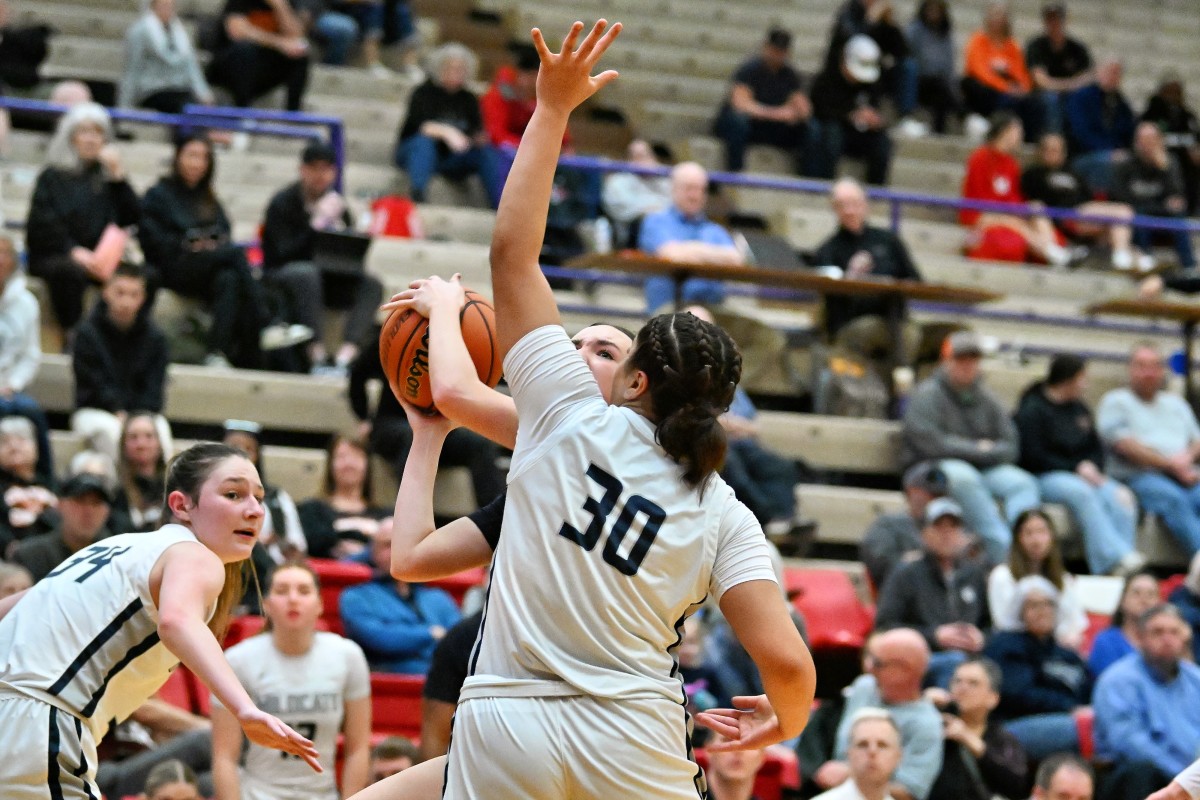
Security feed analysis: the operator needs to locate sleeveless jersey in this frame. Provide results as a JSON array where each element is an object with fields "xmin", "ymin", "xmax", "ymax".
[
  {"xmin": 462, "ymin": 326, "xmax": 777, "ymax": 704},
  {"xmin": 0, "ymin": 525, "xmax": 202, "ymax": 741},
  {"xmin": 215, "ymin": 632, "xmax": 371, "ymax": 800}
]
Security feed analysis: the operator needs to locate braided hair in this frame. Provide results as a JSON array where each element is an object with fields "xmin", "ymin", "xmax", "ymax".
[{"xmin": 628, "ymin": 312, "xmax": 742, "ymax": 493}]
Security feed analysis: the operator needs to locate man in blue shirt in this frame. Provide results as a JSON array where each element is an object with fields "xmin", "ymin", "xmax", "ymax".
[
  {"xmin": 637, "ymin": 161, "xmax": 745, "ymax": 314},
  {"xmin": 1094, "ymin": 604, "xmax": 1200, "ymax": 798}
]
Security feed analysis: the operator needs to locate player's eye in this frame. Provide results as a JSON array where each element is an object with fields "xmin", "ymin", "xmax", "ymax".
[
  {"xmin": 224, "ymin": 491, "xmax": 240, "ymax": 500},
  {"xmin": 599, "ymin": 349, "xmax": 614, "ymax": 360}
]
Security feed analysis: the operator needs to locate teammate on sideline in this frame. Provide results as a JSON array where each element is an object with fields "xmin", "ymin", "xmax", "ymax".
[
  {"xmin": 212, "ymin": 561, "xmax": 372, "ymax": 800},
  {"xmin": 0, "ymin": 442, "xmax": 319, "ymax": 798},
  {"xmin": 394, "ymin": 19, "xmax": 813, "ymax": 800}
]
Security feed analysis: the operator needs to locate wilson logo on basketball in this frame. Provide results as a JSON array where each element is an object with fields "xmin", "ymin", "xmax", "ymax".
[{"xmin": 405, "ymin": 328, "xmax": 431, "ymax": 400}]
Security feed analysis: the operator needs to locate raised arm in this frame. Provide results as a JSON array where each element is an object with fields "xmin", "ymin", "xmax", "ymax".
[{"xmin": 489, "ymin": 21, "xmax": 620, "ymax": 357}]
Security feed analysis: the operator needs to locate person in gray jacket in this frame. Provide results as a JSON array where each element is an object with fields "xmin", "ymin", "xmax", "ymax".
[
  {"xmin": 900, "ymin": 331, "xmax": 1039, "ymax": 562},
  {"xmin": 119, "ymin": 0, "xmax": 214, "ymax": 113},
  {"xmin": 861, "ymin": 461, "xmax": 948, "ymax": 591}
]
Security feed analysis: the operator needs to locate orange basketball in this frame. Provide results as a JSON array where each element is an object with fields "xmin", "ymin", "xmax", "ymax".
[{"xmin": 379, "ymin": 288, "xmax": 503, "ymax": 414}]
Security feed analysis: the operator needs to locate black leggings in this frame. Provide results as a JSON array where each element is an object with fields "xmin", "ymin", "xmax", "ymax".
[
  {"xmin": 206, "ymin": 41, "xmax": 309, "ymax": 111},
  {"xmin": 161, "ymin": 246, "xmax": 267, "ymax": 367},
  {"xmin": 28, "ymin": 254, "xmax": 93, "ymax": 332}
]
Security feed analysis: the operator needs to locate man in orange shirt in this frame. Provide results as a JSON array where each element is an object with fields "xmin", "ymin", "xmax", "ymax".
[{"xmin": 960, "ymin": 2, "xmax": 1045, "ymax": 142}]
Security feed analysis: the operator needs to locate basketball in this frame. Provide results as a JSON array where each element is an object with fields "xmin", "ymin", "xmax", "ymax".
[{"xmin": 379, "ymin": 288, "xmax": 503, "ymax": 413}]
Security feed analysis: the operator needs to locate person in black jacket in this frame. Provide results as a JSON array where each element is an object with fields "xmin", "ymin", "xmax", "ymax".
[
  {"xmin": 139, "ymin": 134, "xmax": 287, "ymax": 368},
  {"xmin": 70, "ymin": 264, "xmax": 173, "ymax": 465},
  {"xmin": 1141, "ymin": 73, "xmax": 1200, "ymax": 215},
  {"xmin": 1112, "ymin": 122, "xmax": 1196, "ymax": 268},
  {"xmin": 806, "ymin": 34, "xmax": 893, "ymax": 185},
  {"xmin": 813, "ymin": 178, "xmax": 922, "ymax": 371},
  {"xmin": 393, "ymin": 42, "xmax": 501, "ymax": 205},
  {"xmin": 1013, "ymin": 354, "xmax": 1141, "ymax": 576},
  {"xmin": 260, "ymin": 141, "xmax": 383, "ymax": 375},
  {"xmin": 348, "ymin": 324, "xmax": 504, "ymax": 514},
  {"xmin": 26, "ymin": 103, "xmax": 140, "ymax": 333}
]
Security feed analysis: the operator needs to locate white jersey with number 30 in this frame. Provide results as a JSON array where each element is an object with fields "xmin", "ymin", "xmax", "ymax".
[{"xmin": 463, "ymin": 326, "xmax": 776, "ymax": 703}]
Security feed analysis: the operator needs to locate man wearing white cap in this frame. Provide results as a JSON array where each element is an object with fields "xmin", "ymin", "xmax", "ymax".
[{"xmin": 807, "ymin": 33, "xmax": 893, "ymax": 185}]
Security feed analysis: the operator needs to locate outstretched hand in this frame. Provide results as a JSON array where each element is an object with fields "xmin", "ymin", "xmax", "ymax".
[
  {"xmin": 238, "ymin": 708, "xmax": 322, "ymax": 772},
  {"xmin": 398, "ymin": 396, "xmax": 458, "ymax": 436},
  {"xmin": 530, "ymin": 19, "xmax": 622, "ymax": 116},
  {"xmin": 381, "ymin": 273, "xmax": 466, "ymax": 317},
  {"xmin": 695, "ymin": 694, "xmax": 787, "ymax": 752}
]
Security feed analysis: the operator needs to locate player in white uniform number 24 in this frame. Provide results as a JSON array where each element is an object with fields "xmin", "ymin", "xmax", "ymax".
[
  {"xmin": 0, "ymin": 443, "xmax": 320, "ymax": 799},
  {"xmin": 352, "ymin": 19, "xmax": 817, "ymax": 800}
]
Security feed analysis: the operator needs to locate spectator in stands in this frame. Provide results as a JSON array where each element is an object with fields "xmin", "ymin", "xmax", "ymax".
[
  {"xmin": 1033, "ymin": 756, "xmax": 1094, "ymax": 800},
  {"xmin": 679, "ymin": 612, "xmax": 731, "ymax": 715},
  {"xmin": 1098, "ymin": 342, "xmax": 1200, "ymax": 554},
  {"xmin": 348, "ymin": 326, "xmax": 505, "ymax": 514},
  {"xmin": 705, "ymin": 731, "xmax": 770, "ymax": 800},
  {"xmin": 927, "ymin": 657, "xmax": 1028, "ymax": 800},
  {"xmin": 1112, "ymin": 122, "xmax": 1197, "ymax": 269},
  {"xmin": 206, "ymin": 0, "xmax": 310, "ymax": 111},
  {"xmin": 261, "ymin": 141, "xmax": 383, "ymax": 375},
  {"xmin": 140, "ymin": 761, "xmax": 201, "ymax": 800},
  {"xmin": 1013, "ymin": 355, "xmax": 1141, "ymax": 576},
  {"xmin": 812, "ymin": 709, "xmax": 904, "ymax": 800},
  {"xmin": 713, "ymin": 27, "xmax": 812, "ymax": 174},
  {"xmin": 307, "ymin": 0, "xmax": 396, "ymax": 74},
  {"xmin": 904, "ymin": 0, "xmax": 960, "ymax": 135},
  {"xmin": 394, "ymin": 43, "xmax": 502, "ymax": 206},
  {"xmin": 70, "ymin": 264, "xmax": 172, "ymax": 464},
  {"xmin": 139, "ymin": 134, "xmax": 291, "ymax": 369},
  {"xmin": 0, "ymin": 562, "xmax": 31, "ymax": 598},
  {"xmin": 110, "ymin": 412, "xmax": 168, "ymax": 534},
  {"xmin": 1024, "ymin": 3, "xmax": 1094, "ymax": 137},
  {"xmin": 1088, "ymin": 570, "xmax": 1159, "ymax": 678},
  {"xmin": 0, "ymin": 416, "xmax": 56, "ymax": 556},
  {"xmin": 369, "ymin": 736, "xmax": 419, "ymax": 783},
  {"xmin": 988, "ymin": 510, "xmax": 1088, "ymax": 647},
  {"xmin": 339, "ymin": 517, "xmax": 461, "ymax": 673},
  {"xmin": 1020, "ymin": 133, "xmax": 1146, "ymax": 271},
  {"xmin": 11, "ymin": 472, "xmax": 112, "ymax": 581},
  {"xmin": 982, "ymin": 575, "xmax": 1091, "ymax": 759},
  {"xmin": 0, "ymin": 235, "xmax": 50, "ymax": 480},
  {"xmin": 296, "ymin": 432, "xmax": 389, "ymax": 559},
  {"xmin": 813, "ymin": 178, "xmax": 922, "ymax": 375},
  {"xmin": 813, "ymin": 628, "xmax": 943, "ymax": 800},
  {"xmin": 223, "ymin": 419, "xmax": 307, "ymax": 565},
  {"xmin": 861, "ymin": 461, "xmax": 948, "ymax": 591},
  {"xmin": 26, "ymin": 102, "xmax": 140, "ymax": 334},
  {"xmin": 961, "ymin": 3, "xmax": 1044, "ymax": 142},
  {"xmin": 900, "ymin": 330, "xmax": 1041, "ymax": 561},
  {"xmin": 1063, "ymin": 59, "xmax": 1135, "ymax": 196},
  {"xmin": 480, "ymin": 44, "xmax": 564, "ymax": 153},
  {"xmin": 601, "ymin": 138, "xmax": 672, "ymax": 248},
  {"xmin": 95, "ymin": 700, "xmax": 213, "ymax": 799},
  {"xmin": 875, "ymin": 498, "xmax": 990, "ymax": 686},
  {"xmin": 960, "ymin": 113, "xmax": 1073, "ymax": 267},
  {"xmin": 421, "ymin": 609, "xmax": 482, "ymax": 761},
  {"xmin": 1094, "ymin": 604, "xmax": 1200, "ymax": 798},
  {"xmin": 1142, "ymin": 72, "xmax": 1200, "ymax": 215},
  {"xmin": 212, "ymin": 562, "xmax": 372, "ymax": 799},
  {"xmin": 119, "ymin": 0, "xmax": 215, "ymax": 113},
  {"xmin": 0, "ymin": 1, "xmax": 52, "ymax": 99},
  {"xmin": 637, "ymin": 161, "xmax": 745, "ymax": 314},
  {"xmin": 808, "ymin": 34, "xmax": 894, "ymax": 186},
  {"xmin": 1168, "ymin": 552, "xmax": 1200, "ymax": 664}
]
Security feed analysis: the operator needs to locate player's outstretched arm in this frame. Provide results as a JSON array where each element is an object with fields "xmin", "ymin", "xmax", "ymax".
[
  {"xmin": 390, "ymin": 400, "xmax": 495, "ymax": 582},
  {"xmin": 489, "ymin": 19, "xmax": 620, "ymax": 358},
  {"xmin": 155, "ymin": 543, "xmax": 321, "ymax": 771},
  {"xmin": 697, "ymin": 579, "xmax": 815, "ymax": 751},
  {"xmin": 383, "ymin": 274, "xmax": 519, "ymax": 449}
]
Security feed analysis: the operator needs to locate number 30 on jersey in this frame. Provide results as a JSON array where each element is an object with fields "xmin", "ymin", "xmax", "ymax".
[{"xmin": 558, "ymin": 464, "xmax": 666, "ymax": 576}]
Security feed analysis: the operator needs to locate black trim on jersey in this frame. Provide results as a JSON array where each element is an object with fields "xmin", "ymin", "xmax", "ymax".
[
  {"xmin": 80, "ymin": 630, "xmax": 162, "ymax": 717},
  {"xmin": 72, "ymin": 715, "xmax": 98, "ymax": 800},
  {"xmin": 48, "ymin": 707, "xmax": 65, "ymax": 800},
  {"xmin": 440, "ymin": 712, "xmax": 456, "ymax": 799},
  {"xmin": 667, "ymin": 601, "xmax": 708, "ymax": 800},
  {"xmin": 48, "ymin": 598, "xmax": 145, "ymax": 695},
  {"xmin": 466, "ymin": 558, "xmax": 499, "ymax": 677}
]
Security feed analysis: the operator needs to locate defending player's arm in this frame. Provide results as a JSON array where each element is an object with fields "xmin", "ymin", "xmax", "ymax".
[
  {"xmin": 391, "ymin": 401, "xmax": 495, "ymax": 582},
  {"xmin": 340, "ymin": 696, "xmax": 373, "ymax": 797},
  {"xmin": 153, "ymin": 543, "xmax": 320, "ymax": 770},
  {"xmin": 489, "ymin": 20, "xmax": 620, "ymax": 358}
]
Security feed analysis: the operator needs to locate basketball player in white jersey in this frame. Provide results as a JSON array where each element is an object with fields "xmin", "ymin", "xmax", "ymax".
[
  {"xmin": 364, "ymin": 20, "xmax": 816, "ymax": 800},
  {"xmin": 212, "ymin": 561, "xmax": 372, "ymax": 800},
  {"xmin": 1151, "ymin": 761, "xmax": 1200, "ymax": 800},
  {"xmin": 0, "ymin": 443, "xmax": 320, "ymax": 798}
]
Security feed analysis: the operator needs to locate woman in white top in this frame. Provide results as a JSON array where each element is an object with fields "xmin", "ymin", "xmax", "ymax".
[
  {"xmin": 0, "ymin": 442, "xmax": 318, "ymax": 799},
  {"xmin": 987, "ymin": 508, "xmax": 1088, "ymax": 649},
  {"xmin": 212, "ymin": 561, "xmax": 372, "ymax": 800},
  {"xmin": 119, "ymin": 0, "xmax": 215, "ymax": 112}
]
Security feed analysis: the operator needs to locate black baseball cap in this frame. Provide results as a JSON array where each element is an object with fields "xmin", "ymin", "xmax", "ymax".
[
  {"xmin": 60, "ymin": 473, "xmax": 114, "ymax": 504},
  {"xmin": 301, "ymin": 140, "xmax": 338, "ymax": 165},
  {"xmin": 766, "ymin": 28, "xmax": 792, "ymax": 50}
]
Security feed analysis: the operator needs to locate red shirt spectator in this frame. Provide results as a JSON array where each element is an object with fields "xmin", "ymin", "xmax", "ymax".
[
  {"xmin": 960, "ymin": 144, "xmax": 1023, "ymax": 226},
  {"xmin": 480, "ymin": 49, "xmax": 571, "ymax": 149}
]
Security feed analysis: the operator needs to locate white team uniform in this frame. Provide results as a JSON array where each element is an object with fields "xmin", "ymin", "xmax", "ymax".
[
  {"xmin": 0, "ymin": 525, "xmax": 201, "ymax": 799},
  {"xmin": 445, "ymin": 326, "xmax": 777, "ymax": 800},
  {"xmin": 213, "ymin": 631, "xmax": 370, "ymax": 800}
]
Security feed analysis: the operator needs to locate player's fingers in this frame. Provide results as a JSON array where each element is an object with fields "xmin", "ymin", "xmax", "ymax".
[
  {"xmin": 730, "ymin": 695, "xmax": 764, "ymax": 709},
  {"xmin": 379, "ymin": 298, "xmax": 412, "ymax": 312},
  {"xmin": 451, "ymin": 272, "xmax": 463, "ymax": 283},
  {"xmin": 559, "ymin": 21, "xmax": 584, "ymax": 55},
  {"xmin": 590, "ymin": 70, "xmax": 620, "ymax": 92},
  {"xmin": 694, "ymin": 713, "xmax": 741, "ymax": 739},
  {"xmin": 530, "ymin": 28, "xmax": 553, "ymax": 61},
  {"xmin": 585, "ymin": 21, "xmax": 622, "ymax": 65},
  {"xmin": 575, "ymin": 19, "xmax": 608, "ymax": 60},
  {"xmin": 302, "ymin": 751, "xmax": 324, "ymax": 773}
]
